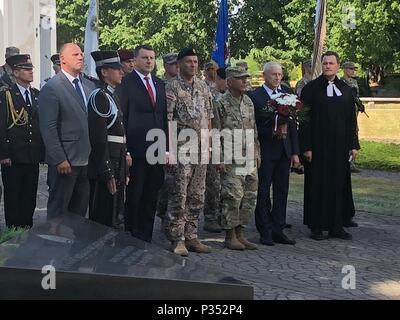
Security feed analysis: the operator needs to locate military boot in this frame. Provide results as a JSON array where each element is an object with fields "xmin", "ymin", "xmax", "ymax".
[
  {"xmin": 185, "ymin": 238, "xmax": 212, "ymax": 253},
  {"xmin": 172, "ymin": 240, "xmax": 189, "ymax": 256},
  {"xmin": 235, "ymin": 226, "xmax": 258, "ymax": 250},
  {"xmin": 224, "ymin": 229, "xmax": 245, "ymax": 250}
]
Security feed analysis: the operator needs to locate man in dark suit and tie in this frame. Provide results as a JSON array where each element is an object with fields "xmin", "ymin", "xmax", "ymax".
[
  {"xmin": 0, "ymin": 54, "xmax": 44, "ymax": 228},
  {"xmin": 249, "ymin": 61, "xmax": 300, "ymax": 246},
  {"xmin": 39, "ymin": 43, "xmax": 96, "ymax": 219},
  {"xmin": 116, "ymin": 45, "xmax": 167, "ymax": 242}
]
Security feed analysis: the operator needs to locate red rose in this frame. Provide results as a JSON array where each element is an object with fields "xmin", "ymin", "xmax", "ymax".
[
  {"xmin": 277, "ymin": 105, "xmax": 290, "ymax": 116},
  {"xmin": 269, "ymin": 100, "xmax": 278, "ymax": 108},
  {"xmin": 296, "ymin": 101, "xmax": 304, "ymax": 110}
]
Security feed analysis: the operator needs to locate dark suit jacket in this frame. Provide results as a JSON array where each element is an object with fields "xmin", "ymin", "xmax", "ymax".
[
  {"xmin": 116, "ymin": 70, "xmax": 168, "ymax": 159},
  {"xmin": 249, "ymin": 85, "xmax": 300, "ymax": 160},
  {"xmin": 0, "ymin": 84, "xmax": 44, "ymax": 163},
  {"xmin": 38, "ymin": 72, "xmax": 95, "ymax": 166}
]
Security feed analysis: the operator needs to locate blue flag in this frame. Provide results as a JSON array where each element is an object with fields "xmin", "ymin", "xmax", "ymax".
[{"xmin": 211, "ymin": 0, "xmax": 229, "ymax": 68}]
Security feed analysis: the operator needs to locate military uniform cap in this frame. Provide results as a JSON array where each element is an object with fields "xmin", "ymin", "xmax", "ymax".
[
  {"xmin": 5, "ymin": 46, "xmax": 20, "ymax": 58},
  {"xmin": 50, "ymin": 54, "xmax": 60, "ymax": 65},
  {"xmin": 6, "ymin": 54, "xmax": 34, "ymax": 69},
  {"xmin": 216, "ymin": 67, "xmax": 227, "ymax": 80},
  {"xmin": 236, "ymin": 61, "xmax": 248, "ymax": 69},
  {"xmin": 342, "ymin": 61, "xmax": 357, "ymax": 69},
  {"xmin": 162, "ymin": 53, "xmax": 178, "ymax": 65},
  {"xmin": 177, "ymin": 48, "xmax": 197, "ymax": 60},
  {"xmin": 226, "ymin": 66, "xmax": 250, "ymax": 79},
  {"xmin": 91, "ymin": 50, "xmax": 123, "ymax": 69},
  {"xmin": 117, "ymin": 49, "xmax": 135, "ymax": 62},
  {"xmin": 204, "ymin": 61, "xmax": 217, "ymax": 70}
]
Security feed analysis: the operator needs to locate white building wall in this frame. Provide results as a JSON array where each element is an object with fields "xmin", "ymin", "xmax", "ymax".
[{"xmin": 0, "ymin": 0, "xmax": 56, "ymax": 88}]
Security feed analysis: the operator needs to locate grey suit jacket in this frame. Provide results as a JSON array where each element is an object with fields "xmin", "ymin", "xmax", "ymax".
[{"xmin": 38, "ymin": 71, "xmax": 96, "ymax": 166}]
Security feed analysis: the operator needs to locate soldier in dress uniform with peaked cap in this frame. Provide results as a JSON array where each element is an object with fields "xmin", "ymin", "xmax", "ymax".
[
  {"xmin": 87, "ymin": 50, "xmax": 131, "ymax": 227},
  {"xmin": 0, "ymin": 54, "xmax": 44, "ymax": 228}
]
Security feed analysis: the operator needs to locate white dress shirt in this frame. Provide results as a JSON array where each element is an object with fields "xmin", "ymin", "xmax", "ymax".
[
  {"xmin": 134, "ymin": 69, "xmax": 157, "ymax": 102},
  {"xmin": 16, "ymin": 82, "xmax": 32, "ymax": 105},
  {"xmin": 263, "ymin": 84, "xmax": 283, "ymax": 97},
  {"xmin": 61, "ymin": 69, "xmax": 87, "ymax": 106}
]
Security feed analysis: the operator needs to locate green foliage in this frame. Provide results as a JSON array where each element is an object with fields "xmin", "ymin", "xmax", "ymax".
[
  {"xmin": 57, "ymin": 0, "xmax": 219, "ymax": 62},
  {"xmin": 56, "ymin": 0, "xmax": 400, "ymax": 81},
  {"xmin": 0, "ymin": 227, "xmax": 27, "ymax": 244},
  {"xmin": 357, "ymin": 140, "xmax": 400, "ymax": 171}
]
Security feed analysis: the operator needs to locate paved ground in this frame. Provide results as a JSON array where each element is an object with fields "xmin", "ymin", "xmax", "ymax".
[{"xmin": 1, "ymin": 167, "xmax": 400, "ymax": 300}]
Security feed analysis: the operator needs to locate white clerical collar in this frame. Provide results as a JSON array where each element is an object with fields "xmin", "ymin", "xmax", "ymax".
[{"xmin": 327, "ymin": 80, "xmax": 342, "ymax": 97}]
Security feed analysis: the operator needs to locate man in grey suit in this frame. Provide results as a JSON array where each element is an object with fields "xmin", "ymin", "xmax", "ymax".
[{"xmin": 39, "ymin": 43, "xmax": 95, "ymax": 219}]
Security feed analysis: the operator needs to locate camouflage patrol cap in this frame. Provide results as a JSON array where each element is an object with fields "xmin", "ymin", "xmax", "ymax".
[
  {"xmin": 204, "ymin": 61, "xmax": 217, "ymax": 70},
  {"xmin": 226, "ymin": 66, "xmax": 250, "ymax": 79},
  {"xmin": 342, "ymin": 61, "xmax": 357, "ymax": 70},
  {"xmin": 5, "ymin": 46, "xmax": 20, "ymax": 59},
  {"xmin": 162, "ymin": 53, "xmax": 178, "ymax": 65},
  {"xmin": 236, "ymin": 61, "xmax": 248, "ymax": 70}
]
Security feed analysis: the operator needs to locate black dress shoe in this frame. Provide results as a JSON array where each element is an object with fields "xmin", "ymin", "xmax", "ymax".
[
  {"xmin": 272, "ymin": 233, "xmax": 296, "ymax": 245},
  {"xmin": 284, "ymin": 223, "xmax": 292, "ymax": 229},
  {"xmin": 344, "ymin": 219, "xmax": 358, "ymax": 228},
  {"xmin": 260, "ymin": 237, "xmax": 274, "ymax": 246},
  {"xmin": 329, "ymin": 229, "xmax": 352, "ymax": 240},
  {"xmin": 310, "ymin": 231, "xmax": 326, "ymax": 241}
]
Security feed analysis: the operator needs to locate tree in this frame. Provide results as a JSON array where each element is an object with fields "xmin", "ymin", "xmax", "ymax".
[{"xmin": 56, "ymin": 0, "xmax": 219, "ymax": 63}]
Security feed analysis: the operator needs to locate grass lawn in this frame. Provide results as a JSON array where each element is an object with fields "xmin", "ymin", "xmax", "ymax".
[
  {"xmin": 358, "ymin": 104, "xmax": 400, "ymax": 143},
  {"xmin": 288, "ymin": 173, "xmax": 400, "ymax": 216},
  {"xmin": 357, "ymin": 140, "xmax": 400, "ymax": 171},
  {"xmin": 0, "ymin": 227, "xmax": 27, "ymax": 244}
]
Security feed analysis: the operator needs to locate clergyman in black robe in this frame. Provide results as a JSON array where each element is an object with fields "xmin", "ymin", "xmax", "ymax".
[{"xmin": 299, "ymin": 51, "xmax": 360, "ymax": 240}]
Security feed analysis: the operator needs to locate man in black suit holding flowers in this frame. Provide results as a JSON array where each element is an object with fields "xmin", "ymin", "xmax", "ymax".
[{"xmin": 249, "ymin": 61, "xmax": 300, "ymax": 246}]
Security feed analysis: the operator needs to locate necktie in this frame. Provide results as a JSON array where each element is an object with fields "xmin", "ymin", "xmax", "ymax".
[
  {"xmin": 25, "ymin": 89, "xmax": 31, "ymax": 106},
  {"xmin": 72, "ymin": 78, "xmax": 85, "ymax": 105},
  {"xmin": 144, "ymin": 76, "xmax": 156, "ymax": 107},
  {"xmin": 272, "ymin": 90, "xmax": 277, "ymax": 95},
  {"xmin": 25, "ymin": 89, "xmax": 32, "ymax": 115}
]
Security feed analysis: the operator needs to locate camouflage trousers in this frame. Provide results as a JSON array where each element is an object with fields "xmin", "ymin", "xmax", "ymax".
[
  {"xmin": 204, "ymin": 164, "xmax": 221, "ymax": 224},
  {"xmin": 220, "ymin": 165, "xmax": 258, "ymax": 230},
  {"xmin": 164, "ymin": 163, "xmax": 207, "ymax": 242}
]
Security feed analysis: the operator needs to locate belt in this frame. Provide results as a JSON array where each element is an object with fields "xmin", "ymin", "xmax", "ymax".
[{"xmin": 107, "ymin": 135, "xmax": 126, "ymax": 144}]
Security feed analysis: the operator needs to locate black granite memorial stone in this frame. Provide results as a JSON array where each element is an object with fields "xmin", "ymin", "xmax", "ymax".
[{"xmin": 0, "ymin": 214, "xmax": 253, "ymax": 299}]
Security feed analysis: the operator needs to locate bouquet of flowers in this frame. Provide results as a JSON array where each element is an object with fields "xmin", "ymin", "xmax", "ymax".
[{"xmin": 255, "ymin": 92, "xmax": 309, "ymax": 139}]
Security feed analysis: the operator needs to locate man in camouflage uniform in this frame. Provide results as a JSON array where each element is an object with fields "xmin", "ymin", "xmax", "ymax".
[
  {"xmin": 204, "ymin": 61, "xmax": 217, "ymax": 89},
  {"xmin": 203, "ymin": 67, "xmax": 227, "ymax": 233},
  {"xmin": 156, "ymin": 52, "xmax": 179, "ymax": 227},
  {"xmin": 164, "ymin": 48, "xmax": 214, "ymax": 256},
  {"xmin": 0, "ymin": 47, "xmax": 20, "ymax": 90},
  {"xmin": 342, "ymin": 61, "xmax": 362, "ymax": 175},
  {"xmin": 295, "ymin": 60, "xmax": 312, "ymax": 96},
  {"xmin": 215, "ymin": 66, "xmax": 260, "ymax": 250},
  {"xmin": 162, "ymin": 53, "xmax": 179, "ymax": 83},
  {"xmin": 236, "ymin": 61, "xmax": 253, "ymax": 92}
]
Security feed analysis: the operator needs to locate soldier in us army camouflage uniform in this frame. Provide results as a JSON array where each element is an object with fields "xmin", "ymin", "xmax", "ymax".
[
  {"xmin": 203, "ymin": 67, "xmax": 227, "ymax": 233},
  {"xmin": 215, "ymin": 66, "xmax": 261, "ymax": 250},
  {"xmin": 342, "ymin": 61, "xmax": 362, "ymax": 175},
  {"xmin": 164, "ymin": 48, "xmax": 214, "ymax": 256}
]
